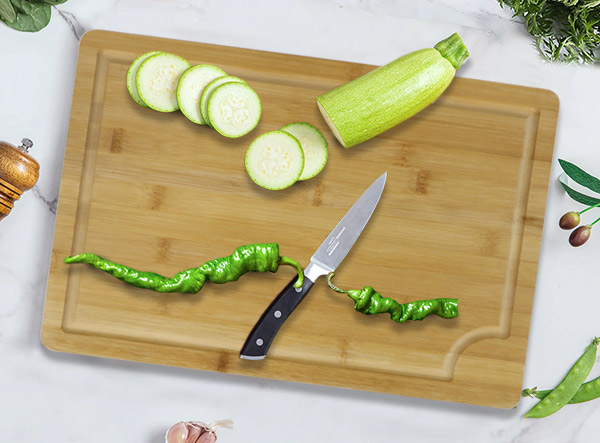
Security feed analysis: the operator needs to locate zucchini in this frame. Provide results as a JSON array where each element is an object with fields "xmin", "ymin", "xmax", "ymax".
[
  {"xmin": 136, "ymin": 52, "xmax": 191, "ymax": 112},
  {"xmin": 200, "ymin": 75, "xmax": 246, "ymax": 127},
  {"xmin": 316, "ymin": 33, "xmax": 469, "ymax": 148},
  {"xmin": 176, "ymin": 64, "xmax": 226, "ymax": 124},
  {"xmin": 280, "ymin": 122, "xmax": 328, "ymax": 180},
  {"xmin": 207, "ymin": 82, "xmax": 261, "ymax": 138},
  {"xmin": 127, "ymin": 51, "xmax": 160, "ymax": 107},
  {"xmin": 245, "ymin": 131, "xmax": 304, "ymax": 190}
]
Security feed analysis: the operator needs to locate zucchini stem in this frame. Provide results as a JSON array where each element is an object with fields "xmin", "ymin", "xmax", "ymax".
[{"xmin": 434, "ymin": 33, "xmax": 470, "ymax": 70}]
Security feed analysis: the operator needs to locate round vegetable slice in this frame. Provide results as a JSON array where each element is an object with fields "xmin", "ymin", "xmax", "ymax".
[
  {"xmin": 136, "ymin": 52, "xmax": 190, "ymax": 112},
  {"xmin": 200, "ymin": 75, "xmax": 246, "ymax": 127},
  {"xmin": 207, "ymin": 82, "xmax": 261, "ymax": 138},
  {"xmin": 280, "ymin": 122, "xmax": 328, "ymax": 180},
  {"xmin": 126, "ymin": 51, "xmax": 160, "ymax": 107},
  {"xmin": 245, "ymin": 131, "xmax": 304, "ymax": 190},
  {"xmin": 176, "ymin": 64, "xmax": 226, "ymax": 124}
]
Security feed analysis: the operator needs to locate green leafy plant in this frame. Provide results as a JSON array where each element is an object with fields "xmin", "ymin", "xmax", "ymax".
[
  {"xmin": 558, "ymin": 159, "xmax": 600, "ymax": 246},
  {"xmin": 0, "ymin": 0, "xmax": 68, "ymax": 32},
  {"xmin": 498, "ymin": 0, "xmax": 600, "ymax": 63}
]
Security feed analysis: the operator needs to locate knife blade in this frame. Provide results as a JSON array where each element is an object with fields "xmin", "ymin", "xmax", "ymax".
[{"xmin": 239, "ymin": 172, "xmax": 387, "ymax": 360}]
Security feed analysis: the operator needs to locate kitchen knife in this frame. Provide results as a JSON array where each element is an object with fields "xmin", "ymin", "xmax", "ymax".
[{"xmin": 239, "ymin": 172, "xmax": 387, "ymax": 360}]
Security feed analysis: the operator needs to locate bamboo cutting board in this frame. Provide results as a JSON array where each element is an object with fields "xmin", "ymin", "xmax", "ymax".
[{"xmin": 43, "ymin": 30, "xmax": 558, "ymax": 408}]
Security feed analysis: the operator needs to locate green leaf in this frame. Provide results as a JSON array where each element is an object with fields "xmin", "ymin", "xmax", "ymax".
[
  {"xmin": 559, "ymin": 173, "xmax": 600, "ymax": 206},
  {"xmin": 0, "ymin": 0, "xmax": 16, "ymax": 22},
  {"xmin": 29, "ymin": 0, "xmax": 68, "ymax": 4},
  {"xmin": 498, "ymin": 0, "xmax": 600, "ymax": 63},
  {"xmin": 558, "ymin": 159, "xmax": 600, "ymax": 193},
  {"xmin": 0, "ymin": 0, "xmax": 51, "ymax": 32}
]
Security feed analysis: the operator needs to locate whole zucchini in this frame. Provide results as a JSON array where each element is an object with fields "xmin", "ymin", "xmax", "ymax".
[{"xmin": 316, "ymin": 33, "xmax": 469, "ymax": 148}]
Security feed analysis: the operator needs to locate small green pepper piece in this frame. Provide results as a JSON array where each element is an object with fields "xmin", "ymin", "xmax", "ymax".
[
  {"xmin": 65, "ymin": 243, "xmax": 304, "ymax": 293},
  {"xmin": 327, "ymin": 273, "xmax": 458, "ymax": 322}
]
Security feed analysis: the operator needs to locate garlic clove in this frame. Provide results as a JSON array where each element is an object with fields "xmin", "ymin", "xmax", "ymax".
[
  {"xmin": 165, "ymin": 422, "xmax": 190, "ymax": 443},
  {"xmin": 186, "ymin": 422, "xmax": 206, "ymax": 443},
  {"xmin": 196, "ymin": 430, "xmax": 217, "ymax": 443}
]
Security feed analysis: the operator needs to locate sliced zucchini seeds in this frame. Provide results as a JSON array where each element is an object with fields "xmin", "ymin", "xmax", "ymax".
[
  {"xmin": 136, "ymin": 52, "xmax": 190, "ymax": 112},
  {"xmin": 280, "ymin": 122, "xmax": 328, "ymax": 180},
  {"xmin": 208, "ymin": 83, "xmax": 261, "ymax": 138},
  {"xmin": 176, "ymin": 64, "xmax": 226, "ymax": 125},
  {"xmin": 245, "ymin": 131, "xmax": 304, "ymax": 190},
  {"xmin": 200, "ymin": 76, "xmax": 246, "ymax": 127}
]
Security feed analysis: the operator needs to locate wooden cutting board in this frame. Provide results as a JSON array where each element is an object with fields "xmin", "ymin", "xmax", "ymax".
[{"xmin": 42, "ymin": 30, "xmax": 558, "ymax": 408}]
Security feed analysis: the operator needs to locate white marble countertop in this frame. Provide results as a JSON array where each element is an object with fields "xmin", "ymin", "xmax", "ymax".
[{"xmin": 2, "ymin": 1, "xmax": 600, "ymax": 441}]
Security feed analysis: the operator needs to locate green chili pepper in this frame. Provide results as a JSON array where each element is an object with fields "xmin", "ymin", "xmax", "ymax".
[
  {"xmin": 65, "ymin": 243, "xmax": 304, "ymax": 293},
  {"xmin": 524, "ymin": 337, "xmax": 599, "ymax": 418},
  {"xmin": 523, "ymin": 372, "xmax": 600, "ymax": 404},
  {"xmin": 326, "ymin": 273, "xmax": 458, "ymax": 323}
]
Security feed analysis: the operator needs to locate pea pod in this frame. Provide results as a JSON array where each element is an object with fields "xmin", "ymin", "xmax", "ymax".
[
  {"xmin": 524, "ymin": 337, "xmax": 600, "ymax": 418},
  {"xmin": 65, "ymin": 243, "xmax": 304, "ymax": 293},
  {"xmin": 523, "ymin": 373, "xmax": 600, "ymax": 404},
  {"xmin": 327, "ymin": 273, "xmax": 458, "ymax": 323}
]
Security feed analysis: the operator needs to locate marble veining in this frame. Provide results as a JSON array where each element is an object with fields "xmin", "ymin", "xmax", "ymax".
[
  {"xmin": 32, "ymin": 185, "xmax": 58, "ymax": 214},
  {"xmin": 1, "ymin": 1, "xmax": 600, "ymax": 442},
  {"xmin": 55, "ymin": 8, "xmax": 86, "ymax": 41}
]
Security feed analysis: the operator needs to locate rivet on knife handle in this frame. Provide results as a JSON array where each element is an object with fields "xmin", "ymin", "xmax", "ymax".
[{"xmin": 240, "ymin": 276, "xmax": 314, "ymax": 360}]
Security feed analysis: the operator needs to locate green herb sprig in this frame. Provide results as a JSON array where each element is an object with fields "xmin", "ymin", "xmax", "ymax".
[
  {"xmin": 498, "ymin": 0, "xmax": 600, "ymax": 63},
  {"xmin": 558, "ymin": 159, "xmax": 600, "ymax": 246},
  {"xmin": 0, "ymin": 0, "xmax": 68, "ymax": 32}
]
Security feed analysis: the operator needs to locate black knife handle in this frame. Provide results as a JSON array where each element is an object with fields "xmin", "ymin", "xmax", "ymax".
[{"xmin": 240, "ymin": 276, "xmax": 315, "ymax": 359}]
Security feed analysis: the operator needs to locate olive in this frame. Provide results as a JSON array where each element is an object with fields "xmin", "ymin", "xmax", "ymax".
[
  {"xmin": 569, "ymin": 225, "xmax": 592, "ymax": 247},
  {"xmin": 559, "ymin": 211, "xmax": 581, "ymax": 230}
]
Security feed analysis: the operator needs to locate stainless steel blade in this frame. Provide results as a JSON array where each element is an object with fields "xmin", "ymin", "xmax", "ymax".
[{"xmin": 304, "ymin": 172, "xmax": 386, "ymax": 281}]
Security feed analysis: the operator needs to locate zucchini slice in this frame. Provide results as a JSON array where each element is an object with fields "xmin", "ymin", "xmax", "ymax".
[
  {"xmin": 136, "ymin": 52, "xmax": 191, "ymax": 112},
  {"xmin": 316, "ymin": 33, "xmax": 469, "ymax": 148},
  {"xmin": 207, "ymin": 82, "xmax": 261, "ymax": 138},
  {"xmin": 127, "ymin": 51, "xmax": 160, "ymax": 107},
  {"xmin": 176, "ymin": 64, "xmax": 226, "ymax": 124},
  {"xmin": 200, "ymin": 75, "xmax": 246, "ymax": 127},
  {"xmin": 280, "ymin": 122, "xmax": 328, "ymax": 180},
  {"xmin": 245, "ymin": 131, "xmax": 304, "ymax": 190}
]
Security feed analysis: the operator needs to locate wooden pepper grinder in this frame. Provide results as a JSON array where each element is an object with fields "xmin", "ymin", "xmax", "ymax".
[{"xmin": 0, "ymin": 138, "xmax": 40, "ymax": 221}]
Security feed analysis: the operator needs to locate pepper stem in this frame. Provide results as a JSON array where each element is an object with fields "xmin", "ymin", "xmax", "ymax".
[
  {"xmin": 279, "ymin": 256, "xmax": 305, "ymax": 288},
  {"xmin": 326, "ymin": 273, "xmax": 349, "ymax": 294}
]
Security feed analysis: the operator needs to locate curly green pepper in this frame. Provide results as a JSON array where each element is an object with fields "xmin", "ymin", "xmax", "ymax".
[
  {"xmin": 327, "ymin": 273, "xmax": 458, "ymax": 323},
  {"xmin": 65, "ymin": 243, "xmax": 304, "ymax": 293}
]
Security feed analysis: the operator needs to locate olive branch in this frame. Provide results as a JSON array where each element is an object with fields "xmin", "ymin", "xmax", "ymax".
[{"xmin": 557, "ymin": 159, "xmax": 600, "ymax": 246}]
